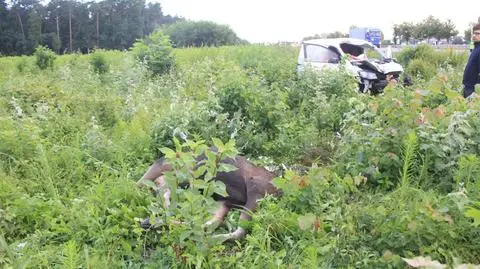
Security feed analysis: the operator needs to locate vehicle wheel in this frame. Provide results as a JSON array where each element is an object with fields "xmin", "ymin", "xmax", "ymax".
[{"xmin": 359, "ymin": 83, "xmax": 366, "ymax": 93}]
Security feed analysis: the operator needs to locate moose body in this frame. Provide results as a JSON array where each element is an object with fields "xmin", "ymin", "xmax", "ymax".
[{"xmin": 137, "ymin": 151, "xmax": 279, "ymax": 241}]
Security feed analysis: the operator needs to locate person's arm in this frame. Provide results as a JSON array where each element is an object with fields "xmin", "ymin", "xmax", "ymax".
[{"xmin": 477, "ymin": 50, "xmax": 480, "ymax": 79}]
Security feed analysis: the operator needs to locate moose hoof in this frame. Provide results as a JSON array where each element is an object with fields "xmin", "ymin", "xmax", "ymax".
[{"xmin": 140, "ymin": 218, "xmax": 152, "ymax": 229}]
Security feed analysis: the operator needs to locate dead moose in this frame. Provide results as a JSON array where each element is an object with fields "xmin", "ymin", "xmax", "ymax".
[{"xmin": 136, "ymin": 148, "xmax": 281, "ymax": 241}]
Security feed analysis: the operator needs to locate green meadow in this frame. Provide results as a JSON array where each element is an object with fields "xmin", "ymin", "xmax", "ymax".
[{"xmin": 1, "ymin": 44, "xmax": 480, "ymax": 268}]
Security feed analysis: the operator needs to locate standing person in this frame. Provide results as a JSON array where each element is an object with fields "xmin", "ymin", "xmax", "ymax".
[
  {"xmin": 470, "ymin": 18, "xmax": 480, "ymax": 52},
  {"xmin": 463, "ymin": 24, "xmax": 480, "ymax": 98}
]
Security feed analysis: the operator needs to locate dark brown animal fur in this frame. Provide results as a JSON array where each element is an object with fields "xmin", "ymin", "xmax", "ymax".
[{"xmin": 136, "ymin": 150, "xmax": 279, "ymax": 241}]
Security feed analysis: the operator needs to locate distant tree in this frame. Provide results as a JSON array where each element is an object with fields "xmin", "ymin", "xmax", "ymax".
[
  {"xmin": 451, "ymin": 36, "xmax": 464, "ymax": 45},
  {"xmin": 10, "ymin": 0, "xmax": 28, "ymax": 53},
  {"xmin": 393, "ymin": 22, "xmax": 415, "ymax": 44},
  {"xmin": 0, "ymin": 0, "xmax": 16, "ymax": 54},
  {"xmin": 394, "ymin": 16, "xmax": 460, "ymax": 44},
  {"xmin": 303, "ymin": 31, "xmax": 347, "ymax": 41},
  {"xmin": 436, "ymin": 19, "xmax": 458, "ymax": 43},
  {"xmin": 322, "ymin": 31, "xmax": 348, "ymax": 38},
  {"xmin": 163, "ymin": 21, "xmax": 244, "ymax": 47},
  {"xmin": 465, "ymin": 28, "xmax": 472, "ymax": 42},
  {"xmin": 0, "ymin": 0, "xmax": 182, "ymax": 55},
  {"xmin": 393, "ymin": 24, "xmax": 399, "ymax": 44},
  {"xmin": 26, "ymin": 2, "xmax": 43, "ymax": 51},
  {"xmin": 144, "ymin": 2, "xmax": 182, "ymax": 35},
  {"xmin": 413, "ymin": 16, "xmax": 442, "ymax": 40},
  {"xmin": 302, "ymin": 34, "xmax": 322, "ymax": 41},
  {"xmin": 41, "ymin": 33, "xmax": 61, "ymax": 51}
]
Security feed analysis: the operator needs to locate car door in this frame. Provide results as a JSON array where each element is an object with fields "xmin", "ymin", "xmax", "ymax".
[{"xmin": 297, "ymin": 43, "xmax": 341, "ymax": 72}]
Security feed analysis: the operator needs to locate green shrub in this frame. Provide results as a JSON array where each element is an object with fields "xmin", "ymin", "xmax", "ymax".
[
  {"xmin": 131, "ymin": 30, "xmax": 174, "ymax": 76},
  {"xmin": 138, "ymin": 138, "xmax": 240, "ymax": 268},
  {"xmin": 163, "ymin": 20, "xmax": 245, "ymax": 47},
  {"xmin": 34, "ymin": 45, "xmax": 56, "ymax": 70},
  {"xmin": 294, "ymin": 67, "xmax": 358, "ymax": 132},
  {"xmin": 16, "ymin": 56, "xmax": 30, "ymax": 73},
  {"xmin": 437, "ymin": 49, "xmax": 468, "ymax": 68},
  {"xmin": 397, "ymin": 44, "xmax": 437, "ymax": 67},
  {"xmin": 397, "ymin": 44, "xmax": 468, "ymax": 82},
  {"xmin": 396, "ymin": 46, "xmax": 416, "ymax": 67},
  {"xmin": 412, "ymin": 44, "xmax": 437, "ymax": 62},
  {"xmin": 406, "ymin": 58, "xmax": 437, "ymax": 80},
  {"xmin": 90, "ymin": 50, "xmax": 109, "ymax": 74}
]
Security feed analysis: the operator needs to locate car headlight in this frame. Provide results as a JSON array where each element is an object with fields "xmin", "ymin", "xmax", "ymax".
[{"xmin": 359, "ymin": 71, "xmax": 377, "ymax": 80}]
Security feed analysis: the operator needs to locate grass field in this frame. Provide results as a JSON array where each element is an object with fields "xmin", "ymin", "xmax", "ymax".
[{"xmin": 1, "ymin": 44, "xmax": 480, "ymax": 268}]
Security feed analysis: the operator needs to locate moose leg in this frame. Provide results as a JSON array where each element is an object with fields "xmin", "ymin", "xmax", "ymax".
[
  {"xmin": 154, "ymin": 176, "xmax": 170, "ymax": 209},
  {"xmin": 139, "ymin": 175, "xmax": 171, "ymax": 229},
  {"xmin": 214, "ymin": 179, "xmax": 261, "ymax": 241},
  {"xmin": 204, "ymin": 201, "xmax": 230, "ymax": 230},
  {"xmin": 136, "ymin": 162, "xmax": 171, "ymax": 205},
  {"xmin": 137, "ymin": 162, "xmax": 164, "ymax": 186},
  {"xmin": 225, "ymin": 197, "xmax": 258, "ymax": 240}
]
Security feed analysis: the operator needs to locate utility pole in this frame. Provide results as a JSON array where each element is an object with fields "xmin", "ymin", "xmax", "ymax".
[
  {"xmin": 96, "ymin": 7, "xmax": 99, "ymax": 48},
  {"xmin": 69, "ymin": 1, "xmax": 72, "ymax": 52},
  {"xmin": 56, "ymin": 12, "xmax": 60, "ymax": 48},
  {"xmin": 16, "ymin": 11, "xmax": 25, "ymax": 47}
]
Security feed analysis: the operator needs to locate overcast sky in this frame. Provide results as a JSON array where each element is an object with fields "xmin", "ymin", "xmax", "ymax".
[{"xmin": 154, "ymin": 0, "xmax": 479, "ymax": 43}]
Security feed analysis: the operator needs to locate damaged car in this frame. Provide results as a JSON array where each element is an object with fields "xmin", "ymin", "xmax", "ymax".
[{"xmin": 297, "ymin": 38, "xmax": 407, "ymax": 94}]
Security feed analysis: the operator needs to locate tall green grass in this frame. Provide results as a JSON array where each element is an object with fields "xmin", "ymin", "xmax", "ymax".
[{"xmin": 0, "ymin": 44, "xmax": 479, "ymax": 268}]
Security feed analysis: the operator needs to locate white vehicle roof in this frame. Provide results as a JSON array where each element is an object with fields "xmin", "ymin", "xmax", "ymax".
[{"xmin": 301, "ymin": 38, "xmax": 376, "ymax": 50}]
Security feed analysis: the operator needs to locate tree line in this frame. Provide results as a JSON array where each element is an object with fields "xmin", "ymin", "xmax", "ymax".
[
  {"xmin": 162, "ymin": 21, "xmax": 246, "ymax": 47},
  {"xmin": 0, "ymin": 0, "xmax": 182, "ymax": 55},
  {"xmin": 303, "ymin": 16, "xmax": 472, "ymax": 45},
  {"xmin": 303, "ymin": 31, "xmax": 348, "ymax": 41},
  {"xmin": 393, "ymin": 16, "xmax": 460, "ymax": 45}
]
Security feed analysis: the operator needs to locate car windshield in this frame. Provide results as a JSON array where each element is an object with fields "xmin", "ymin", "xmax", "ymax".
[
  {"xmin": 364, "ymin": 47, "xmax": 384, "ymax": 61},
  {"xmin": 304, "ymin": 44, "xmax": 340, "ymax": 63},
  {"xmin": 340, "ymin": 42, "xmax": 385, "ymax": 61},
  {"xmin": 340, "ymin": 43, "xmax": 364, "ymax": 57}
]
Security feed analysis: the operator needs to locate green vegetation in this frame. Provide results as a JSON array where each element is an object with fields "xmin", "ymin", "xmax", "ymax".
[
  {"xmin": 131, "ymin": 31, "xmax": 175, "ymax": 76},
  {"xmin": 1, "ymin": 44, "xmax": 479, "ymax": 268},
  {"xmin": 163, "ymin": 21, "xmax": 246, "ymax": 47},
  {"xmin": 0, "ymin": 0, "xmax": 181, "ymax": 55},
  {"xmin": 90, "ymin": 50, "xmax": 110, "ymax": 75},
  {"xmin": 393, "ymin": 16, "xmax": 459, "ymax": 44},
  {"xmin": 397, "ymin": 44, "xmax": 468, "ymax": 82},
  {"xmin": 34, "ymin": 45, "xmax": 56, "ymax": 70}
]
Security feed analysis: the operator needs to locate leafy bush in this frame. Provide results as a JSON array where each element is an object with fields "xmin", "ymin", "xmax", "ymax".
[
  {"xmin": 16, "ymin": 56, "xmax": 30, "ymax": 73},
  {"xmin": 397, "ymin": 44, "xmax": 437, "ymax": 67},
  {"xmin": 90, "ymin": 50, "xmax": 109, "ymax": 74},
  {"xmin": 397, "ymin": 44, "xmax": 468, "ymax": 82},
  {"xmin": 294, "ymin": 67, "xmax": 358, "ymax": 132},
  {"xmin": 163, "ymin": 20, "xmax": 245, "ymax": 47},
  {"xmin": 406, "ymin": 58, "xmax": 437, "ymax": 80},
  {"xmin": 396, "ymin": 46, "xmax": 417, "ymax": 67},
  {"xmin": 34, "ymin": 45, "xmax": 56, "ymax": 70},
  {"xmin": 437, "ymin": 48, "xmax": 468, "ymax": 68},
  {"xmin": 131, "ymin": 30, "xmax": 175, "ymax": 75},
  {"xmin": 138, "ymin": 138, "xmax": 240, "ymax": 268}
]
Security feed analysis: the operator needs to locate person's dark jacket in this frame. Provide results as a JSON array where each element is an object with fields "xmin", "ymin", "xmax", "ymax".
[{"xmin": 463, "ymin": 42, "xmax": 480, "ymax": 97}]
